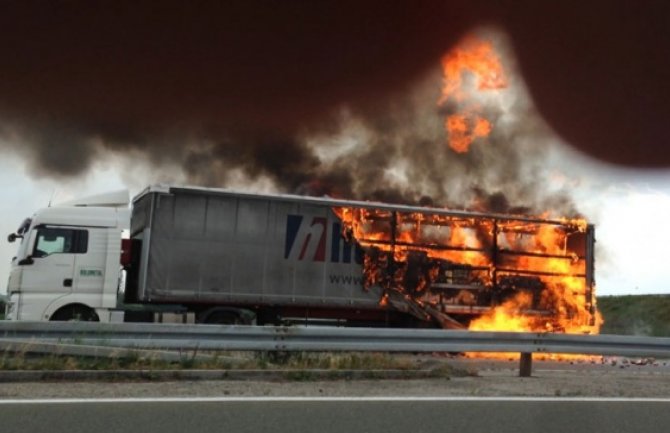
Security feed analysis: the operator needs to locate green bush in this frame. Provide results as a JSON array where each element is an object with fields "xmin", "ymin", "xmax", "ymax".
[{"xmin": 598, "ymin": 295, "xmax": 670, "ymax": 336}]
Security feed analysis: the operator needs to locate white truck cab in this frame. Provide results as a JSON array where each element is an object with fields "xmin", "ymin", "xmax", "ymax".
[{"xmin": 5, "ymin": 190, "xmax": 130, "ymax": 322}]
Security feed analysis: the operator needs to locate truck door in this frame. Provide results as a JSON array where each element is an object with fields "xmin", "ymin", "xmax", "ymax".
[
  {"xmin": 18, "ymin": 226, "xmax": 86, "ymax": 320},
  {"xmin": 72, "ymin": 228, "xmax": 106, "ymax": 298}
]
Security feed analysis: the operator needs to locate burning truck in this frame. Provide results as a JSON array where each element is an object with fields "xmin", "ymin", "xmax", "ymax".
[{"xmin": 5, "ymin": 185, "xmax": 599, "ymax": 333}]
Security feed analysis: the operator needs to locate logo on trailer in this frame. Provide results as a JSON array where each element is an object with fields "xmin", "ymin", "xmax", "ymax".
[{"xmin": 284, "ymin": 214, "xmax": 363, "ymax": 264}]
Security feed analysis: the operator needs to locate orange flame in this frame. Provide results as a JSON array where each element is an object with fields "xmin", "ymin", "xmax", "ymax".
[
  {"xmin": 333, "ymin": 206, "xmax": 602, "ymax": 338},
  {"xmin": 439, "ymin": 35, "xmax": 507, "ymax": 153},
  {"xmin": 468, "ymin": 293, "xmax": 536, "ymax": 332}
]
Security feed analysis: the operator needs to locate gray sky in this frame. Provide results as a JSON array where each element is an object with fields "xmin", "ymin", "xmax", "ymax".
[{"xmin": 2, "ymin": 145, "xmax": 670, "ymax": 297}]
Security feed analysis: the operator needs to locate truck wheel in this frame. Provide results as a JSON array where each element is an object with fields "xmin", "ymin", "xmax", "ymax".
[
  {"xmin": 203, "ymin": 311, "xmax": 242, "ymax": 325},
  {"xmin": 50, "ymin": 305, "xmax": 100, "ymax": 322}
]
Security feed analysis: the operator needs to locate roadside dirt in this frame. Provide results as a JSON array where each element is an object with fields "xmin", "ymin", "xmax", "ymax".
[{"xmin": 1, "ymin": 358, "xmax": 669, "ymax": 399}]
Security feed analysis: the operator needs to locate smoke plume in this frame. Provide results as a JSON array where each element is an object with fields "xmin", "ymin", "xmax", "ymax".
[{"xmin": 1, "ymin": 1, "xmax": 668, "ymax": 212}]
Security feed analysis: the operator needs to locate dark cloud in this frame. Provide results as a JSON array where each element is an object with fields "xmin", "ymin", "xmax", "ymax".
[
  {"xmin": 500, "ymin": 1, "xmax": 670, "ymax": 167},
  {"xmin": 183, "ymin": 131, "xmax": 321, "ymax": 191},
  {"xmin": 0, "ymin": 1, "xmax": 473, "ymax": 173},
  {"xmin": 0, "ymin": 0, "xmax": 668, "ymax": 198}
]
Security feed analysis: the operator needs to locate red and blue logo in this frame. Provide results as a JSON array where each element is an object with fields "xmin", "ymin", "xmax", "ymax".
[{"xmin": 284, "ymin": 214, "xmax": 363, "ymax": 264}]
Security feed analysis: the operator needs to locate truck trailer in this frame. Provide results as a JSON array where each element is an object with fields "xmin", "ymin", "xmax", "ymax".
[{"xmin": 4, "ymin": 185, "xmax": 597, "ymax": 330}]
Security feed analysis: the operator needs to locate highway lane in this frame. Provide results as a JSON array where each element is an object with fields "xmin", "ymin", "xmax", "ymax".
[{"xmin": 1, "ymin": 397, "xmax": 669, "ymax": 433}]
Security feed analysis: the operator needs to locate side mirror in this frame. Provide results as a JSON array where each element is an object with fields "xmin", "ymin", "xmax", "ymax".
[
  {"xmin": 7, "ymin": 233, "xmax": 17, "ymax": 243},
  {"xmin": 18, "ymin": 256, "xmax": 34, "ymax": 266}
]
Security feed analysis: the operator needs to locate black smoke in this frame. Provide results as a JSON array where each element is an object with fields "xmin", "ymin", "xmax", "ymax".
[{"xmin": 0, "ymin": 1, "xmax": 669, "ymax": 208}]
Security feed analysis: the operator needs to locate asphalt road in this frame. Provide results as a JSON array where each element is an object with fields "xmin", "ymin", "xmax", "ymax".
[{"xmin": 1, "ymin": 397, "xmax": 668, "ymax": 433}]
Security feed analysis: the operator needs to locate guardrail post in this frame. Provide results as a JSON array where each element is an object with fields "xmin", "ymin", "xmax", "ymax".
[{"xmin": 519, "ymin": 352, "xmax": 532, "ymax": 377}]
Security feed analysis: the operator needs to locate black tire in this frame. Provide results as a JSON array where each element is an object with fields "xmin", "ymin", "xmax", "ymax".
[
  {"xmin": 203, "ymin": 311, "xmax": 242, "ymax": 325},
  {"xmin": 50, "ymin": 305, "xmax": 99, "ymax": 322}
]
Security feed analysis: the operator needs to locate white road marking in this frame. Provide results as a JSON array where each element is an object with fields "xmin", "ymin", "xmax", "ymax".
[{"xmin": 1, "ymin": 396, "xmax": 670, "ymax": 404}]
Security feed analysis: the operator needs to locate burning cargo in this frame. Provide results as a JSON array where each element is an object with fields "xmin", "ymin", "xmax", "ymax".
[{"xmin": 335, "ymin": 206, "xmax": 598, "ymax": 332}]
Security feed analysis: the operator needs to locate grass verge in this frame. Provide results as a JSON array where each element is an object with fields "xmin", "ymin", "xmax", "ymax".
[
  {"xmin": 598, "ymin": 294, "xmax": 670, "ymax": 336},
  {"xmin": 0, "ymin": 347, "xmax": 462, "ymax": 380}
]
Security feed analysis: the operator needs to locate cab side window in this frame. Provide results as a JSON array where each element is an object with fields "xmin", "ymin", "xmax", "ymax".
[{"xmin": 33, "ymin": 228, "xmax": 88, "ymax": 258}]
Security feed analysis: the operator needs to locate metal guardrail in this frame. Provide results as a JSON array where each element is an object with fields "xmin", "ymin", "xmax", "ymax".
[
  {"xmin": 1, "ymin": 321, "xmax": 670, "ymax": 356},
  {"xmin": 1, "ymin": 321, "xmax": 669, "ymax": 375}
]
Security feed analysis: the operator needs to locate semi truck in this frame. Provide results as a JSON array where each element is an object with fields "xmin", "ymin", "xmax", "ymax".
[{"xmin": 3, "ymin": 184, "xmax": 597, "ymax": 330}]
